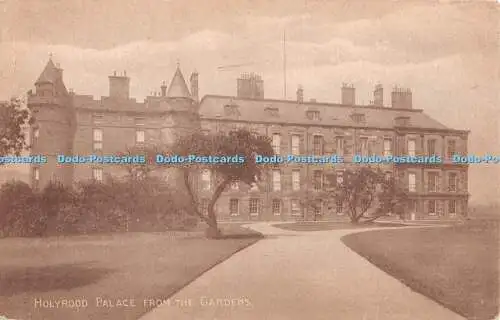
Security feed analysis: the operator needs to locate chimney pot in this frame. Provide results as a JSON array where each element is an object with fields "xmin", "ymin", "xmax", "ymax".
[
  {"xmin": 341, "ymin": 83, "xmax": 356, "ymax": 105},
  {"xmin": 296, "ymin": 85, "xmax": 304, "ymax": 103},
  {"xmin": 373, "ymin": 84, "xmax": 384, "ymax": 107},
  {"xmin": 391, "ymin": 86, "xmax": 412, "ymax": 109}
]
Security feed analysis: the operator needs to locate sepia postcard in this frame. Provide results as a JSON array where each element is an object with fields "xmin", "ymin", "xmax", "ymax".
[{"xmin": 0, "ymin": 0, "xmax": 498, "ymax": 319}]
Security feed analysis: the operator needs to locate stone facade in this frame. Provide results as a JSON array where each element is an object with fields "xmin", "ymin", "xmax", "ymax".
[{"xmin": 27, "ymin": 59, "xmax": 469, "ymax": 221}]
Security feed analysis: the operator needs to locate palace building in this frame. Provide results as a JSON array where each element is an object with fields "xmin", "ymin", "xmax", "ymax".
[{"xmin": 27, "ymin": 59, "xmax": 470, "ymax": 221}]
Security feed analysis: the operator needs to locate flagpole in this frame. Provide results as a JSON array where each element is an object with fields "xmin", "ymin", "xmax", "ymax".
[{"xmin": 283, "ymin": 30, "xmax": 287, "ymax": 99}]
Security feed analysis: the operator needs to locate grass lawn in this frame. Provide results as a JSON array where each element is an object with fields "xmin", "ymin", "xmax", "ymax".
[
  {"xmin": 342, "ymin": 218, "xmax": 499, "ymax": 320},
  {"xmin": 274, "ymin": 221, "xmax": 407, "ymax": 232},
  {"xmin": 0, "ymin": 224, "xmax": 261, "ymax": 320}
]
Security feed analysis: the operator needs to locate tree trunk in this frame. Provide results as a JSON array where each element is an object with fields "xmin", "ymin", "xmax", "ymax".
[{"xmin": 204, "ymin": 178, "xmax": 231, "ymax": 239}]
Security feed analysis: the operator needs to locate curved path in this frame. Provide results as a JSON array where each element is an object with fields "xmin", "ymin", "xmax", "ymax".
[{"xmin": 139, "ymin": 223, "xmax": 465, "ymax": 320}]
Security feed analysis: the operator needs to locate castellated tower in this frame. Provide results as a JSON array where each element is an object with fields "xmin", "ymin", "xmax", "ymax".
[{"xmin": 27, "ymin": 59, "xmax": 76, "ymax": 189}]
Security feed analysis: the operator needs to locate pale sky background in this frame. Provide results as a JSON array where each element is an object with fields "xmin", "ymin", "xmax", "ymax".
[{"xmin": 0, "ymin": 0, "xmax": 498, "ymax": 204}]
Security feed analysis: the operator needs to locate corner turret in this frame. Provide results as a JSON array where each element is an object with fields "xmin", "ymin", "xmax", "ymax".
[{"xmin": 28, "ymin": 58, "xmax": 75, "ymax": 189}]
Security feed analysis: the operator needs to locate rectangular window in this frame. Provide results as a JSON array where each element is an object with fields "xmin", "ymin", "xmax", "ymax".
[
  {"xmin": 428, "ymin": 200, "xmax": 437, "ymax": 215},
  {"xmin": 230, "ymin": 180, "xmax": 239, "ymax": 190},
  {"xmin": 272, "ymin": 170, "xmax": 281, "ymax": 191},
  {"xmin": 200, "ymin": 199, "xmax": 209, "ymax": 215},
  {"xmin": 428, "ymin": 172, "xmax": 439, "ymax": 192},
  {"xmin": 312, "ymin": 135, "xmax": 323, "ymax": 155},
  {"xmin": 385, "ymin": 171, "xmax": 392, "ymax": 181},
  {"xmin": 33, "ymin": 167, "xmax": 40, "ymax": 181},
  {"xmin": 448, "ymin": 200, "xmax": 456, "ymax": 215},
  {"xmin": 407, "ymin": 139, "xmax": 416, "ymax": 157},
  {"xmin": 359, "ymin": 137, "xmax": 368, "ymax": 156},
  {"xmin": 447, "ymin": 140, "xmax": 456, "ymax": 159},
  {"xmin": 313, "ymin": 170, "xmax": 322, "ymax": 191},
  {"xmin": 92, "ymin": 168, "xmax": 103, "ymax": 182},
  {"xmin": 336, "ymin": 137, "xmax": 344, "ymax": 155},
  {"xmin": 92, "ymin": 113, "xmax": 104, "ymax": 124},
  {"xmin": 427, "ymin": 139, "xmax": 436, "ymax": 156},
  {"xmin": 93, "ymin": 128, "xmax": 103, "ymax": 151},
  {"xmin": 307, "ymin": 110, "xmax": 320, "ymax": 120},
  {"xmin": 229, "ymin": 199, "xmax": 239, "ymax": 216},
  {"xmin": 291, "ymin": 199, "xmax": 302, "ymax": 216},
  {"xmin": 201, "ymin": 170, "xmax": 211, "ymax": 191},
  {"xmin": 314, "ymin": 200, "xmax": 322, "ymax": 215},
  {"xmin": 383, "ymin": 139, "xmax": 392, "ymax": 157},
  {"xmin": 323, "ymin": 173, "xmax": 336, "ymax": 190},
  {"xmin": 292, "ymin": 170, "xmax": 300, "ymax": 191},
  {"xmin": 448, "ymin": 173, "xmax": 457, "ymax": 192},
  {"xmin": 291, "ymin": 135, "xmax": 300, "ymax": 155},
  {"xmin": 136, "ymin": 130, "xmax": 145, "ymax": 144},
  {"xmin": 336, "ymin": 198, "xmax": 343, "ymax": 215},
  {"xmin": 31, "ymin": 128, "xmax": 40, "ymax": 145},
  {"xmin": 272, "ymin": 199, "xmax": 281, "ymax": 215},
  {"xmin": 408, "ymin": 173, "xmax": 416, "ymax": 192},
  {"xmin": 272, "ymin": 134, "xmax": 281, "ymax": 154},
  {"xmin": 134, "ymin": 117, "xmax": 145, "ymax": 126},
  {"xmin": 249, "ymin": 199, "xmax": 260, "ymax": 216},
  {"xmin": 336, "ymin": 171, "xmax": 344, "ymax": 185}
]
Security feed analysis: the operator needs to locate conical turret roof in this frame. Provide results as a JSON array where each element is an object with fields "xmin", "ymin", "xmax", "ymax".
[
  {"xmin": 35, "ymin": 59, "xmax": 58, "ymax": 84},
  {"xmin": 166, "ymin": 65, "xmax": 191, "ymax": 98},
  {"xmin": 35, "ymin": 58, "xmax": 68, "ymax": 95}
]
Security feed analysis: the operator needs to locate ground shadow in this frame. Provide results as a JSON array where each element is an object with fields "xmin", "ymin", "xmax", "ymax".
[
  {"xmin": 0, "ymin": 262, "xmax": 114, "ymax": 297},
  {"xmin": 217, "ymin": 233, "xmax": 264, "ymax": 240}
]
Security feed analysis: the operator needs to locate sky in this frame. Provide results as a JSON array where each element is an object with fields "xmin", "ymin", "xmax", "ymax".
[{"xmin": 0, "ymin": 0, "xmax": 498, "ymax": 204}]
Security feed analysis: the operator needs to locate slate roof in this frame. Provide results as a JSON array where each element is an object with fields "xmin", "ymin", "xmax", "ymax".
[
  {"xmin": 166, "ymin": 66, "xmax": 191, "ymax": 98},
  {"xmin": 198, "ymin": 95, "xmax": 454, "ymax": 131}
]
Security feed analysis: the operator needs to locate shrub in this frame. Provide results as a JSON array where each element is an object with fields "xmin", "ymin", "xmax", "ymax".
[{"xmin": 0, "ymin": 180, "xmax": 45, "ymax": 237}]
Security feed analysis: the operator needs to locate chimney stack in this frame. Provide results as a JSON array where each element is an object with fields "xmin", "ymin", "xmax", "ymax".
[
  {"xmin": 160, "ymin": 81, "xmax": 167, "ymax": 97},
  {"xmin": 108, "ymin": 71, "xmax": 130, "ymax": 99},
  {"xmin": 391, "ymin": 86, "xmax": 412, "ymax": 109},
  {"xmin": 190, "ymin": 71, "xmax": 199, "ymax": 102},
  {"xmin": 373, "ymin": 84, "xmax": 383, "ymax": 106},
  {"xmin": 296, "ymin": 85, "xmax": 304, "ymax": 103},
  {"xmin": 341, "ymin": 83, "xmax": 356, "ymax": 105}
]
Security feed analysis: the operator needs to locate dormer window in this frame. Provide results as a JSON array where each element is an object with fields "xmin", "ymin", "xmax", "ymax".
[
  {"xmin": 350, "ymin": 112, "xmax": 365, "ymax": 123},
  {"xmin": 394, "ymin": 116, "xmax": 411, "ymax": 127},
  {"xmin": 306, "ymin": 110, "xmax": 320, "ymax": 120},
  {"xmin": 224, "ymin": 104, "xmax": 241, "ymax": 117},
  {"xmin": 265, "ymin": 107, "xmax": 279, "ymax": 117}
]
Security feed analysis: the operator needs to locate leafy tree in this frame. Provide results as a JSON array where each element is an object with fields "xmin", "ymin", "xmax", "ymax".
[
  {"xmin": 0, "ymin": 98, "xmax": 31, "ymax": 158},
  {"xmin": 172, "ymin": 129, "xmax": 274, "ymax": 238},
  {"xmin": 303, "ymin": 166, "xmax": 408, "ymax": 223},
  {"xmin": 116, "ymin": 144, "xmax": 164, "ymax": 181}
]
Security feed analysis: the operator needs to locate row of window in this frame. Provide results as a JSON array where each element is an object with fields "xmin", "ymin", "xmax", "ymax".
[
  {"xmin": 271, "ymin": 134, "xmax": 460, "ymax": 157},
  {"xmin": 407, "ymin": 138, "xmax": 458, "ymax": 158},
  {"xmin": 408, "ymin": 172, "xmax": 461, "ymax": 192},
  {"xmin": 202, "ymin": 169, "xmax": 461, "ymax": 193},
  {"xmin": 92, "ymin": 129, "xmax": 145, "ymax": 151},
  {"xmin": 199, "ymin": 198, "xmax": 345, "ymax": 217},
  {"xmin": 201, "ymin": 198, "xmax": 461, "ymax": 216},
  {"xmin": 30, "ymin": 126, "xmax": 458, "ymax": 158},
  {"xmin": 411, "ymin": 199, "xmax": 461, "ymax": 215},
  {"xmin": 271, "ymin": 134, "xmax": 355, "ymax": 156},
  {"xmin": 200, "ymin": 169, "xmax": 345, "ymax": 192}
]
